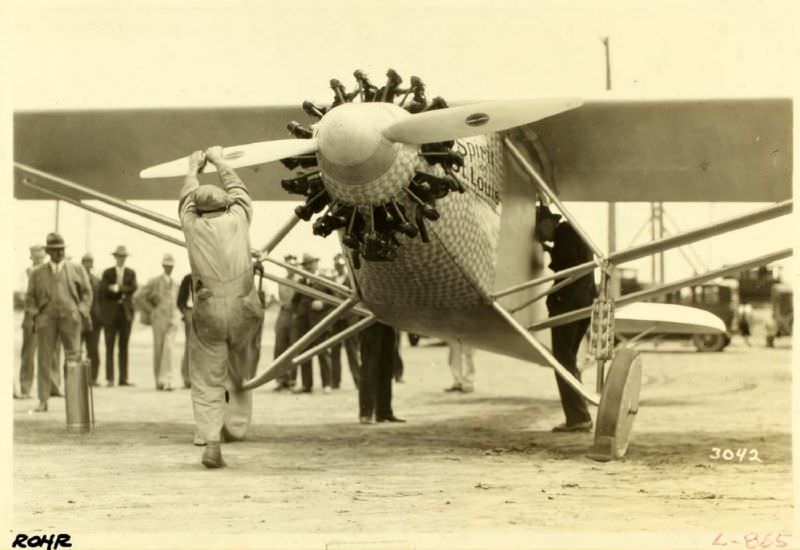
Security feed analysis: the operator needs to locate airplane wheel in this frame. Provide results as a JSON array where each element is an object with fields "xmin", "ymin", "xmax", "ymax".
[{"xmin": 587, "ymin": 349, "xmax": 642, "ymax": 462}]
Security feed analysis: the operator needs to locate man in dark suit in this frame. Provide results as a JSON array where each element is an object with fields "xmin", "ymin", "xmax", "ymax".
[
  {"xmin": 535, "ymin": 204, "xmax": 597, "ymax": 433},
  {"xmin": 81, "ymin": 253, "xmax": 103, "ymax": 386},
  {"xmin": 99, "ymin": 245, "xmax": 137, "ymax": 386},
  {"xmin": 25, "ymin": 233, "xmax": 93, "ymax": 412}
]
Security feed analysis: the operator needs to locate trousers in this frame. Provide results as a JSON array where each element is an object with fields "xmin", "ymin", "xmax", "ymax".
[
  {"xmin": 35, "ymin": 314, "xmax": 81, "ymax": 402},
  {"xmin": 448, "ymin": 340, "xmax": 475, "ymax": 390},
  {"xmin": 20, "ymin": 322, "xmax": 60, "ymax": 395},
  {"xmin": 291, "ymin": 313, "xmax": 331, "ymax": 390},
  {"xmin": 330, "ymin": 318, "xmax": 360, "ymax": 389},
  {"xmin": 152, "ymin": 321, "xmax": 177, "ymax": 388},
  {"xmin": 551, "ymin": 317, "xmax": 592, "ymax": 425},
  {"xmin": 190, "ymin": 280, "xmax": 264, "ymax": 444},
  {"xmin": 274, "ymin": 308, "xmax": 296, "ymax": 387},
  {"xmin": 82, "ymin": 322, "xmax": 102, "ymax": 383},
  {"xmin": 359, "ymin": 323, "xmax": 399, "ymax": 420},
  {"xmin": 104, "ymin": 308, "xmax": 132, "ymax": 384}
]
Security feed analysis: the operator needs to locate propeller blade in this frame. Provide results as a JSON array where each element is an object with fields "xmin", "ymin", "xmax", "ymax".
[
  {"xmin": 139, "ymin": 139, "xmax": 319, "ymax": 179},
  {"xmin": 382, "ymin": 98, "xmax": 582, "ymax": 145}
]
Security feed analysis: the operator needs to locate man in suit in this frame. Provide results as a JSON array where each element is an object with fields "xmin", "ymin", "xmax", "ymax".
[
  {"xmin": 535, "ymin": 204, "xmax": 596, "ymax": 433},
  {"xmin": 176, "ymin": 273, "xmax": 193, "ymax": 389},
  {"xmin": 180, "ymin": 146, "xmax": 265, "ymax": 468},
  {"xmin": 25, "ymin": 233, "xmax": 93, "ymax": 412},
  {"xmin": 273, "ymin": 254, "xmax": 299, "ymax": 391},
  {"xmin": 81, "ymin": 253, "xmax": 103, "ymax": 386},
  {"xmin": 290, "ymin": 254, "xmax": 333, "ymax": 394},
  {"xmin": 139, "ymin": 254, "xmax": 179, "ymax": 390},
  {"xmin": 359, "ymin": 321, "xmax": 404, "ymax": 424},
  {"xmin": 99, "ymin": 245, "xmax": 137, "ymax": 386},
  {"xmin": 17, "ymin": 244, "xmax": 61, "ymax": 399},
  {"xmin": 329, "ymin": 253, "xmax": 360, "ymax": 389}
]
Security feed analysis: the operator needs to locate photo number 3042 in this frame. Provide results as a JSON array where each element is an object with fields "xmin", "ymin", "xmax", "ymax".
[{"xmin": 709, "ymin": 448, "xmax": 763, "ymax": 463}]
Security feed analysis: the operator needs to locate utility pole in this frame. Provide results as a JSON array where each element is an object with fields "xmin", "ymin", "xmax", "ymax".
[
  {"xmin": 603, "ymin": 36, "xmax": 620, "ymax": 296},
  {"xmin": 54, "ymin": 200, "xmax": 60, "ymax": 232}
]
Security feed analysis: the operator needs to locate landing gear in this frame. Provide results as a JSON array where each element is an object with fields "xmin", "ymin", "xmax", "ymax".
[{"xmin": 588, "ymin": 349, "xmax": 642, "ymax": 462}]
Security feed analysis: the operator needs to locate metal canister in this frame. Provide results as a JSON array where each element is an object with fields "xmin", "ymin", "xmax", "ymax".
[{"xmin": 64, "ymin": 356, "xmax": 93, "ymax": 433}]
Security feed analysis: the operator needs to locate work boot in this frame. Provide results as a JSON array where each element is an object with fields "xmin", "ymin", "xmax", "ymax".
[
  {"xmin": 552, "ymin": 420, "xmax": 593, "ymax": 433},
  {"xmin": 201, "ymin": 443, "xmax": 225, "ymax": 468}
]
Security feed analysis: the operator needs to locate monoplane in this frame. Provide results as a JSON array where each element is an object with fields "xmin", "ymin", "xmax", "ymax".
[{"xmin": 14, "ymin": 69, "xmax": 793, "ymax": 459}]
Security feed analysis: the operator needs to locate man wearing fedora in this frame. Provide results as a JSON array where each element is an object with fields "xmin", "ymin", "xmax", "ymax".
[
  {"xmin": 80, "ymin": 253, "xmax": 103, "ymax": 386},
  {"xmin": 25, "ymin": 233, "xmax": 93, "ymax": 412},
  {"xmin": 139, "ymin": 254, "xmax": 179, "ymax": 390},
  {"xmin": 99, "ymin": 245, "xmax": 138, "ymax": 386},
  {"xmin": 17, "ymin": 244, "xmax": 62, "ymax": 399},
  {"xmin": 290, "ymin": 253, "xmax": 333, "ymax": 394},
  {"xmin": 534, "ymin": 203, "xmax": 596, "ymax": 433},
  {"xmin": 180, "ymin": 146, "xmax": 265, "ymax": 468}
]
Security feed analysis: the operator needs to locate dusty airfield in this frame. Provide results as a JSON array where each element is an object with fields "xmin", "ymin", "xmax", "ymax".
[{"xmin": 11, "ymin": 309, "xmax": 793, "ymax": 547}]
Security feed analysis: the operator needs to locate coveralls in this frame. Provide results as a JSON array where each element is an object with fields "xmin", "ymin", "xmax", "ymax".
[
  {"xmin": 179, "ymin": 168, "xmax": 264, "ymax": 444},
  {"xmin": 546, "ymin": 221, "xmax": 596, "ymax": 426}
]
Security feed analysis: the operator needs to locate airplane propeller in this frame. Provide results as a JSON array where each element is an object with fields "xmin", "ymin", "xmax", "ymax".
[
  {"xmin": 139, "ymin": 98, "xmax": 581, "ymax": 179},
  {"xmin": 381, "ymin": 98, "xmax": 582, "ymax": 145},
  {"xmin": 139, "ymin": 138, "xmax": 319, "ymax": 179}
]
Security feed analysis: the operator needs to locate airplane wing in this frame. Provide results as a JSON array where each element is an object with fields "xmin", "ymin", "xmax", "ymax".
[
  {"xmin": 615, "ymin": 302, "xmax": 727, "ymax": 335},
  {"xmin": 14, "ymin": 106, "xmax": 306, "ymax": 200},
  {"xmin": 522, "ymin": 98, "xmax": 792, "ymax": 202}
]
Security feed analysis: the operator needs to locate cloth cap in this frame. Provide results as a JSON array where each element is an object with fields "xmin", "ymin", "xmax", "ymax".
[
  {"xmin": 81, "ymin": 253, "xmax": 94, "ymax": 262},
  {"xmin": 193, "ymin": 184, "xmax": 230, "ymax": 213},
  {"xmin": 45, "ymin": 233, "xmax": 66, "ymax": 250},
  {"xmin": 301, "ymin": 253, "xmax": 319, "ymax": 266},
  {"xmin": 536, "ymin": 204, "xmax": 562, "ymax": 223},
  {"xmin": 112, "ymin": 245, "xmax": 129, "ymax": 257},
  {"xmin": 162, "ymin": 253, "xmax": 175, "ymax": 266}
]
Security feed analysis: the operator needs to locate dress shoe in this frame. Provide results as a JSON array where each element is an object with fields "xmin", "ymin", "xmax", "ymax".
[
  {"xmin": 359, "ymin": 416, "xmax": 373, "ymax": 424},
  {"xmin": 376, "ymin": 415, "xmax": 406, "ymax": 423},
  {"xmin": 89, "ymin": 382, "xmax": 99, "ymax": 388},
  {"xmin": 50, "ymin": 389, "xmax": 64, "ymax": 398},
  {"xmin": 33, "ymin": 402, "xmax": 48, "ymax": 413},
  {"xmin": 119, "ymin": 381, "xmax": 135, "ymax": 387},
  {"xmin": 106, "ymin": 381, "xmax": 114, "ymax": 387},
  {"xmin": 183, "ymin": 382, "xmax": 191, "ymax": 389},
  {"xmin": 444, "ymin": 385, "xmax": 463, "ymax": 393},
  {"xmin": 272, "ymin": 384, "xmax": 289, "ymax": 392},
  {"xmin": 323, "ymin": 386, "xmax": 332, "ymax": 394},
  {"xmin": 14, "ymin": 393, "xmax": 31, "ymax": 400},
  {"xmin": 292, "ymin": 387, "xmax": 312, "ymax": 394},
  {"xmin": 164, "ymin": 386, "xmax": 173, "ymax": 392},
  {"xmin": 552, "ymin": 420, "xmax": 593, "ymax": 433},
  {"xmin": 201, "ymin": 443, "xmax": 226, "ymax": 469},
  {"xmin": 156, "ymin": 383, "xmax": 165, "ymax": 391}
]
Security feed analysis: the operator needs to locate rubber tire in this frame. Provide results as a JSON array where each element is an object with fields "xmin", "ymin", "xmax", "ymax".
[
  {"xmin": 588, "ymin": 349, "xmax": 642, "ymax": 462},
  {"xmin": 692, "ymin": 333, "xmax": 727, "ymax": 352}
]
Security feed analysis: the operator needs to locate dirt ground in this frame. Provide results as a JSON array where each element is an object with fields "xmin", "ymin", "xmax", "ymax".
[{"xmin": 11, "ymin": 310, "xmax": 794, "ymax": 549}]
